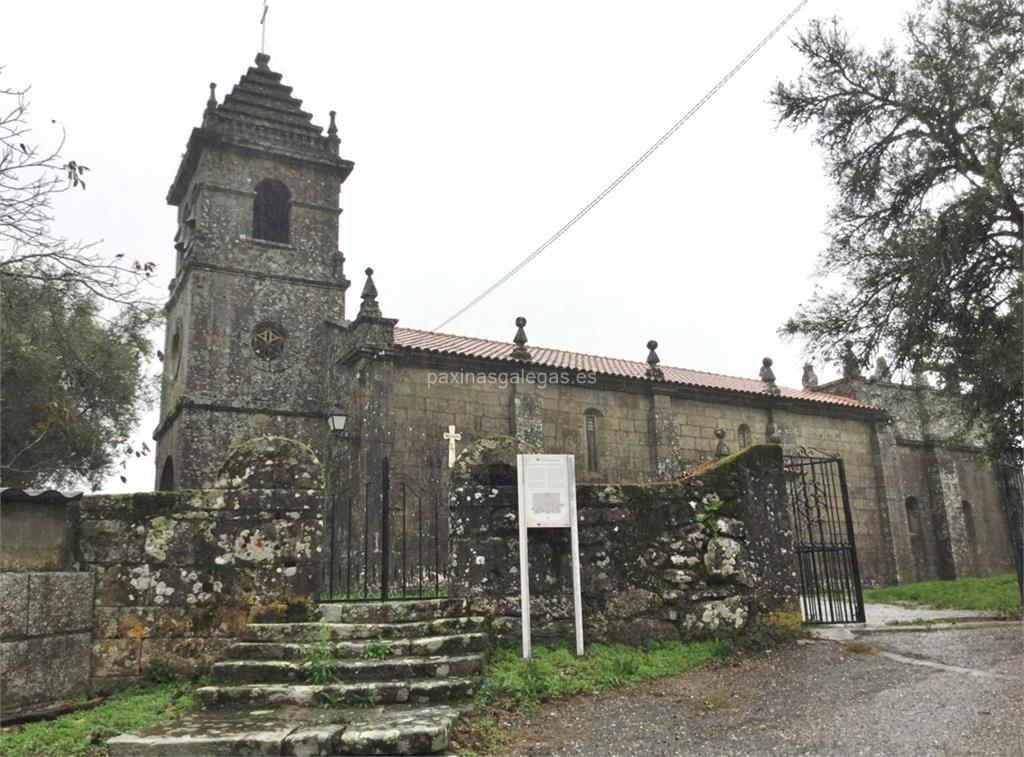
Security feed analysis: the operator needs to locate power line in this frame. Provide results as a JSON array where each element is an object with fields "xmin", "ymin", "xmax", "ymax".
[{"xmin": 434, "ymin": 0, "xmax": 812, "ymax": 332}]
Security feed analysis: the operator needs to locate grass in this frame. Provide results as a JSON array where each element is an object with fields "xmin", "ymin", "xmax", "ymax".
[
  {"xmin": 863, "ymin": 573, "xmax": 1021, "ymax": 616},
  {"xmin": 456, "ymin": 641, "xmax": 732, "ymax": 755},
  {"xmin": 0, "ymin": 683, "xmax": 193, "ymax": 757},
  {"xmin": 302, "ymin": 624, "xmax": 338, "ymax": 684},
  {"xmin": 359, "ymin": 640, "xmax": 395, "ymax": 660},
  {"xmin": 475, "ymin": 639, "xmax": 731, "ymax": 709}
]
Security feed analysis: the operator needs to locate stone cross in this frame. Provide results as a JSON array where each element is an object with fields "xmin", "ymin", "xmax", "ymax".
[{"xmin": 443, "ymin": 424, "xmax": 462, "ymax": 468}]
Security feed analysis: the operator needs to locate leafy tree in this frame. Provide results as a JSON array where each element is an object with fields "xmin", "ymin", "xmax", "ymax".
[
  {"xmin": 1, "ymin": 275, "xmax": 154, "ymax": 488},
  {"xmin": 0, "ymin": 73, "xmax": 158, "ymax": 488},
  {"xmin": 772, "ymin": 0, "xmax": 1022, "ymax": 457}
]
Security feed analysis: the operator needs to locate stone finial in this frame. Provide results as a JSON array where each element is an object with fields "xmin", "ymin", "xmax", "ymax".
[
  {"xmin": 714, "ymin": 428, "xmax": 730, "ymax": 459},
  {"xmin": 206, "ymin": 82, "xmax": 217, "ymax": 110},
  {"xmin": 801, "ymin": 362, "xmax": 819, "ymax": 390},
  {"xmin": 255, "ymin": 52, "xmax": 271, "ymax": 71},
  {"xmin": 511, "ymin": 316, "xmax": 531, "ymax": 360},
  {"xmin": 645, "ymin": 340, "xmax": 663, "ymax": 380},
  {"xmin": 871, "ymin": 356, "xmax": 892, "ymax": 383},
  {"xmin": 358, "ymin": 267, "xmax": 382, "ymax": 319},
  {"xmin": 841, "ymin": 340, "xmax": 862, "ymax": 380},
  {"xmin": 328, "ymin": 110, "xmax": 338, "ymax": 139},
  {"xmin": 759, "ymin": 357, "xmax": 780, "ymax": 396}
]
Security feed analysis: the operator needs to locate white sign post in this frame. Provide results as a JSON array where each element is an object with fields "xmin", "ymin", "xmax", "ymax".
[{"xmin": 516, "ymin": 454, "xmax": 584, "ymax": 658}]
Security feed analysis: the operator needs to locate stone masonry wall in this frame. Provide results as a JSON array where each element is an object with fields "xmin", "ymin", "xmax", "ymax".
[
  {"xmin": 448, "ymin": 441, "xmax": 797, "ymax": 644},
  {"xmin": 85, "ymin": 437, "xmax": 324, "ymax": 686},
  {"xmin": 0, "ymin": 437, "xmax": 325, "ymax": 717}
]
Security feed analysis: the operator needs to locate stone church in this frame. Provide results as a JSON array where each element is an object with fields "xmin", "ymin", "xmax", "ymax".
[{"xmin": 154, "ymin": 53, "xmax": 1015, "ymax": 591}]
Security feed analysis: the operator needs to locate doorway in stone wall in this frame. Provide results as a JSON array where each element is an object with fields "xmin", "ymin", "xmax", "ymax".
[
  {"xmin": 324, "ymin": 456, "xmax": 448, "ymax": 601},
  {"xmin": 784, "ymin": 449, "xmax": 866, "ymax": 624}
]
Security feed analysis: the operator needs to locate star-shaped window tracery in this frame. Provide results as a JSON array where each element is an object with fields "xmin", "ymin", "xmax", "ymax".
[{"xmin": 251, "ymin": 322, "xmax": 287, "ymax": 361}]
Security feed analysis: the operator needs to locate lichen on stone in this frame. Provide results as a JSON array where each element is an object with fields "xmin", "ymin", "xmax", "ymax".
[{"xmin": 214, "ymin": 436, "xmax": 324, "ymax": 491}]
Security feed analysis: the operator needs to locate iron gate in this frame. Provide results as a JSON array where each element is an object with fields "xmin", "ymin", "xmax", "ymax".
[
  {"xmin": 325, "ymin": 456, "xmax": 447, "ymax": 601},
  {"xmin": 784, "ymin": 449, "xmax": 866, "ymax": 624}
]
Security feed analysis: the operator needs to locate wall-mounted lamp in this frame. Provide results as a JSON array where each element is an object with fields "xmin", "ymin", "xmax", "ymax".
[{"xmin": 326, "ymin": 404, "xmax": 348, "ymax": 434}]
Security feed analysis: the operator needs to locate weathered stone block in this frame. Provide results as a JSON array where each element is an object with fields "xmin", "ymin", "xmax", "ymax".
[
  {"xmin": 607, "ymin": 617, "xmax": 678, "ymax": 643},
  {"xmin": 92, "ymin": 638, "xmax": 142, "ymax": 677},
  {"xmin": 0, "ymin": 633, "xmax": 91, "ymax": 716},
  {"xmin": 0, "ymin": 501, "xmax": 74, "ymax": 572},
  {"xmin": 604, "ymin": 587, "xmax": 661, "ymax": 618},
  {"xmin": 704, "ymin": 537, "xmax": 744, "ymax": 580},
  {"xmin": 78, "ymin": 519, "xmax": 145, "ymax": 564},
  {"xmin": 141, "ymin": 637, "xmax": 226, "ymax": 675},
  {"xmin": 27, "ymin": 572, "xmax": 93, "ymax": 635},
  {"xmin": 0, "ymin": 573, "xmax": 28, "ymax": 638},
  {"xmin": 94, "ymin": 564, "xmax": 157, "ymax": 606},
  {"xmin": 94, "ymin": 606, "xmax": 190, "ymax": 640}
]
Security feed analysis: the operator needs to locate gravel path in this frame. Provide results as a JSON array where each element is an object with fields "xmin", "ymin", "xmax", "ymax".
[{"xmin": 499, "ymin": 623, "xmax": 1023, "ymax": 756}]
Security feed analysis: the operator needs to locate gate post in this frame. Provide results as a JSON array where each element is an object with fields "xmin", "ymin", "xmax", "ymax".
[
  {"xmin": 381, "ymin": 456, "xmax": 390, "ymax": 600},
  {"xmin": 836, "ymin": 458, "xmax": 867, "ymax": 623}
]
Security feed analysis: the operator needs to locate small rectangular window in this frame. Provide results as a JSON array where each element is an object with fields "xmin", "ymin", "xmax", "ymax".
[{"xmin": 585, "ymin": 413, "xmax": 598, "ymax": 472}]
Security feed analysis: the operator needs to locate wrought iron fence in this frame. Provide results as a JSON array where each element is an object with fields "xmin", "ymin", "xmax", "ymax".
[{"xmin": 325, "ymin": 456, "xmax": 447, "ymax": 601}]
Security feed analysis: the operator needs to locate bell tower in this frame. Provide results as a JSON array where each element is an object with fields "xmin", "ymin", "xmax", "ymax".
[{"xmin": 154, "ymin": 53, "xmax": 354, "ymax": 490}]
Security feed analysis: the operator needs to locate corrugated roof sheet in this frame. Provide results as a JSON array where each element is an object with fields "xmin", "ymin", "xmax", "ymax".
[
  {"xmin": 393, "ymin": 327, "xmax": 871, "ymax": 410},
  {"xmin": 0, "ymin": 487, "xmax": 83, "ymax": 504}
]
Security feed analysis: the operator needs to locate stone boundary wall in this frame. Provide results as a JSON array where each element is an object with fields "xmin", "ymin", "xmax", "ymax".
[
  {"xmin": 448, "ymin": 441, "xmax": 797, "ymax": 643},
  {"xmin": 82, "ymin": 488, "xmax": 322, "ymax": 686},
  {"xmin": 0, "ymin": 436, "xmax": 325, "ymax": 718},
  {"xmin": 0, "ymin": 572, "xmax": 93, "ymax": 717}
]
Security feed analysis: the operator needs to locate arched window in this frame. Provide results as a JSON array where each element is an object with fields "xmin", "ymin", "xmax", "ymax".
[
  {"xmin": 159, "ymin": 456, "xmax": 175, "ymax": 492},
  {"xmin": 905, "ymin": 497, "xmax": 922, "ymax": 536},
  {"xmin": 252, "ymin": 178, "xmax": 291, "ymax": 243},
  {"xmin": 961, "ymin": 500, "xmax": 976, "ymax": 544},
  {"xmin": 584, "ymin": 409, "xmax": 601, "ymax": 472},
  {"xmin": 737, "ymin": 424, "xmax": 751, "ymax": 450}
]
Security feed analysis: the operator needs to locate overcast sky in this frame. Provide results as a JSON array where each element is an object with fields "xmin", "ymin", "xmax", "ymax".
[{"xmin": 2, "ymin": 0, "xmax": 918, "ymax": 492}]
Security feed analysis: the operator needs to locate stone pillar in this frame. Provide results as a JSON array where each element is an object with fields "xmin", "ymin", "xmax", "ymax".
[
  {"xmin": 925, "ymin": 445, "xmax": 969, "ymax": 578},
  {"xmin": 327, "ymin": 269, "xmax": 398, "ymax": 596},
  {"xmin": 648, "ymin": 391, "xmax": 683, "ymax": 480},
  {"xmin": 510, "ymin": 389, "xmax": 543, "ymax": 450},
  {"xmin": 868, "ymin": 420, "xmax": 903, "ymax": 584}
]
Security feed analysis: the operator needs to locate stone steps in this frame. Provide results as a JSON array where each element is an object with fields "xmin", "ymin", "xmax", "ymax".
[
  {"xmin": 196, "ymin": 676, "xmax": 479, "ymax": 708},
  {"xmin": 106, "ymin": 704, "xmax": 460, "ymax": 756},
  {"xmin": 319, "ymin": 598, "xmax": 468, "ymax": 624},
  {"xmin": 224, "ymin": 631, "xmax": 487, "ymax": 661},
  {"xmin": 211, "ymin": 653, "xmax": 483, "ymax": 684},
  {"xmin": 113, "ymin": 598, "xmax": 485, "ymax": 753},
  {"xmin": 242, "ymin": 615, "xmax": 486, "ymax": 642}
]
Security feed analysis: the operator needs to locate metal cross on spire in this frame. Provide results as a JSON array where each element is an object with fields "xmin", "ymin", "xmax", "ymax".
[{"xmin": 260, "ymin": 1, "xmax": 269, "ymax": 54}]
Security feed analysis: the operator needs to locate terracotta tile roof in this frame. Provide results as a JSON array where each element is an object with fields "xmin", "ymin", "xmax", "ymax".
[{"xmin": 393, "ymin": 327, "xmax": 872, "ymax": 410}]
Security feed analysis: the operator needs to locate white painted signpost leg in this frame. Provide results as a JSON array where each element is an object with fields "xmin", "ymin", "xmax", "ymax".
[
  {"xmin": 567, "ymin": 457, "xmax": 584, "ymax": 656},
  {"xmin": 517, "ymin": 458, "xmax": 531, "ymax": 659}
]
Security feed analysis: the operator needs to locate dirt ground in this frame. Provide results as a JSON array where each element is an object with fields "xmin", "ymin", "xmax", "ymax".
[{"xmin": 487, "ymin": 622, "xmax": 1022, "ymax": 756}]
